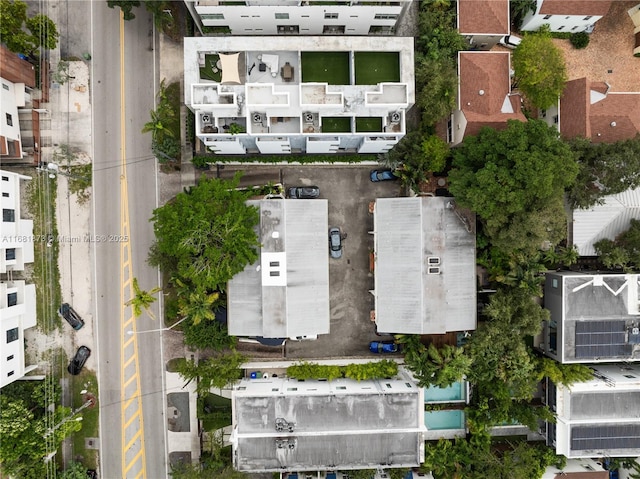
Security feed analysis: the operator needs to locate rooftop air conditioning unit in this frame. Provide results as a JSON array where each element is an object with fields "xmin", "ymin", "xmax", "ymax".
[
  {"xmin": 202, "ymin": 114, "xmax": 211, "ymax": 124},
  {"xmin": 428, "ymin": 266, "xmax": 441, "ymax": 275}
]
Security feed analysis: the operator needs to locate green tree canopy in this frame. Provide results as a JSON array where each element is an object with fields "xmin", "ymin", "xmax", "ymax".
[
  {"xmin": 513, "ymin": 30, "xmax": 568, "ymax": 109},
  {"xmin": 149, "ymin": 173, "xmax": 260, "ymax": 292},
  {"xmin": 594, "ymin": 218, "xmax": 640, "ymax": 271},
  {"xmin": 467, "ymin": 289, "xmax": 549, "ymax": 414},
  {"xmin": 405, "ymin": 343, "xmax": 472, "ymax": 388},
  {"xmin": 0, "ymin": 0, "xmax": 59, "ymax": 54},
  {"xmin": 449, "ymin": 120, "xmax": 578, "ymax": 254},
  {"xmin": 106, "ymin": 0, "xmax": 141, "ymax": 20},
  {"xmin": 0, "ymin": 394, "xmax": 82, "ymax": 478},
  {"xmin": 176, "ymin": 351, "xmax": 246, "ymax": 394},
  {"xmin": 569, "ymin": 136, "xmax": 640, "ymax": 209}
]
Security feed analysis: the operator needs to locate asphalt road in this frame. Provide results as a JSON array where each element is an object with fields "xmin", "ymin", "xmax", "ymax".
[{"xmin": 91, "ymin": 3, "xmax": 167, "ymax": 478}]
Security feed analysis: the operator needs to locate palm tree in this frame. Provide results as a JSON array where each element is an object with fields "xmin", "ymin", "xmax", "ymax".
[
  {"xmin": 178, "ymin": 289, "xmax": 220, "ymax": 325},
  {"xmin": 141, "ymin": 108, "xmax": 175, "ymax": 143},
  {"xmin": 126, "ymin": 277, "xmax": 161, "ymax": 320}
]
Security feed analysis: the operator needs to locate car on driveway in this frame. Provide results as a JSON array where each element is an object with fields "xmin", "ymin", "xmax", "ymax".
[
  {"xmin": 67, "ymin": 346, "xmax": 91, "ymax": 375},
  {"xmin": 329, "ymin": 227, "xmax": 342, "ymax": 259},
  {"xmin": 58, "ymin": 303, "xmax": 85, "ymax": 330},
  {"xmin": 370, "ymin": 169, "xmax": 398, "ymax": 182},
  {"xmin": 369, "ymin": 341, "xmax": 400, "ymax": 353},
  {"xmin": 287, "ymin": 186, "xmax": 320, "ymax": 199},
  {"xmin": 498, "ymin": 34, "xmax": 522, "ymax": 49}
]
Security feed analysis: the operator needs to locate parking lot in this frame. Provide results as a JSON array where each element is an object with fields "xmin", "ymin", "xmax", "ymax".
[{"xmin": 217, "ymin": 164, "xmax": 402, "ymax": 359}]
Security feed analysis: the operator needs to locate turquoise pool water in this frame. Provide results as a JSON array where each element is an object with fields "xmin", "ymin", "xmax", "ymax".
[
  {"xmin": 424, "ymin": 410, "xmax": 466, "ymax": 430},
  {"xmin": 424, "ymin": 380, "xmax": 466, "ymax": 403}
]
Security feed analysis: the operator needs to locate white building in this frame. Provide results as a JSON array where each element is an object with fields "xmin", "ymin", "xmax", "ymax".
[
  {"xmin": 1, "ymin": 170, "xmax": 34, "ymax": 273},
  {"xmin": 520, "ymin": 0, "xmax": 611, "ymax": 33},
  {"xmin": 544, "ymin": 363, "xmax": 640, "ymax": 458},
  {"xmin": 0, "ymin": 77, "xmax": 27, "ymax": 161},
  {"xmin": 228, "ymin": 199, "xmax": 330, "ymax": 339},
  {"xmin": 370, "ymin": 197, "xmax": 476, "ymax": 335},
  {"xmin": 0, "ymin": 280, "xmax": 37, "ymax": 388},
  {"xmin": 184, "ymin": 0, "xmax": 412, "ymax": 36},
  {"xmin": 0, "ymin": 170, "xmax": 36, "ymax": 389},
  {"xmin": 230, "ymin": 367, "xmax": 425, "ymax": 472},
  {"xmin": 184, "ymin": 36, "xmax": 414, "ymax": 155},
  {"xmin": 541, "ymin": 272, "xmax": 640, "ymax": 363},
  {"xmin": 572, "ymin": 187, "xmax": 640, "ymax": 256}
]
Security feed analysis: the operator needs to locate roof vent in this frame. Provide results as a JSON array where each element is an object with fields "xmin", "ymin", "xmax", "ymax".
[
  {"xmin": 611, "ymin": 121, "xmax": 617, "ymax": 127},
  {"xmin": 479, "ymin": 89, "xmax": 485, "ymax": 96}
]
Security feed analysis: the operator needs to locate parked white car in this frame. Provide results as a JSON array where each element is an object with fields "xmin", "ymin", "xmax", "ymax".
[{"xmin": 499, "ymin": 34, "xmax": 522, "ymax": 49}]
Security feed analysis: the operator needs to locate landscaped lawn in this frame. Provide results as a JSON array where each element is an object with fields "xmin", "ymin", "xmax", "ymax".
[
  {"xmin": 27, "ymin": 176, "xmax": 62, "ymax": 333},
  {"xmin": 321, "ymin": 117, "xmax": 352, "ymax": 133},
  {"xmin": 200, "ymin": 393, "xmax": 232, "ymax": 432},
  {"xmin": 355, "ymin": 117, "xmax": 383, "ymax": 132},
  {"xmin": 301, "ymin": 52, "xmax": 350, "ymax": 85},
  {"xmin": 199, "ymin": 54, "xmax": 222, "ymax": 82},
  {"xmin": 354, "ymin": 52, "xmax": 400, "ymax": 85}
]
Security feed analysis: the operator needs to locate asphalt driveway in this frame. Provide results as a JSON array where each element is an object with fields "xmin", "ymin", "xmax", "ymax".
[{"xmin": 281, "ymin": 165, "xmax": 402, "ymax": 359}]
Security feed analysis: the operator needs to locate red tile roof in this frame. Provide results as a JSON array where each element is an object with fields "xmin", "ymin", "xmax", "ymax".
[
  {"xmin": 560, "ymin": 78, "xmax": 590, "ymax": 138},
  {"xmin": 0, "ymin": 44, "xmax": 36, "ymax": 87},
  {"xmin": 554, "ymin": 472, "xmax": 608, "ymax": 479},
  {"xmin": 458, "ymin": 0, "xmax": 509, "ymax": 35},
  {"xmin": 590, "ymin": 93, "xmax": 640, "ymax": 142},
  {"xmin": 560, "ymin": 77, "xmax": 640, "ymax": 143},
  {"xmin": 458, "ymin": 52, "xmax": 526, "ymax": 137},
  {"xmin": 539, "ymin": 0, "xmax": 612, "ymax": 16}
]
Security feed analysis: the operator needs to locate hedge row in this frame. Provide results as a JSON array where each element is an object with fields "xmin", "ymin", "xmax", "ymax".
[
  {"xmin": 192, "ymin": 153, "xmax": 379, "ymax": 167},
  {"xmin": 286, "ymin": 360, "xmax": 398, "ymax": 381}
]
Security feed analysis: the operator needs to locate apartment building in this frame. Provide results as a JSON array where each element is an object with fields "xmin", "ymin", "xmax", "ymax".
[
  {"xmin": 227, "ymin": 199, "xmax": 330, "ymax": 340},
  {"xmin": 184, "ymin": 36, "xmax": 414, "ymax": 155},
  {"xmin": 541, "ymin": 272, "xmax": 640, "ymax": 364},
  {"xmin": 230, "ymin": 369, "xmax": 425, "ymax": 472},
  {"xmin": 0, "ymin": 170, "xmax": 36, "ymax": 389},
  {"xmin": 1, "ymin": 170, "xmax": 34, "ymax": 273},
  {"xmin": 544, "ymin": 363, "xmax": 640, "ymax": 458},
  {"xmin": 370, "ymin": 197, "xmax": 476, "ymax": 335},
  {"xmin": 184, "ymin": 0, "xmax": 412, "ymax": 36}
]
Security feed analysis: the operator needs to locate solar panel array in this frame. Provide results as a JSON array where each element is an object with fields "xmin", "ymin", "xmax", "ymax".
[
  {"xmin": 571, "ymin": 424, "xmax": 640, "ymax": 451},
  {"xmin": 575, "ymin": 320, "xmax": 630, "ymax": 358}
]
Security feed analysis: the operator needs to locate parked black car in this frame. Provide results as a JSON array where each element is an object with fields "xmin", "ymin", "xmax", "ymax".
[
  {"xmin": 67, "ymin": 346, "xmax": 91, "ymax": 375},
  {"xmin": 58, "ymin": 303, "xmax": 85, "ymax": 330},
  {"xmin": 287, "ymin": 186, "xmax": 320, "ymax": 199}
]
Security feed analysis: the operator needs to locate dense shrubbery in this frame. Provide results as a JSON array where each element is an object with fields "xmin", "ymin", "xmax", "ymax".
[
  {"xmin": 570, "ymin": 31, "xmax": 590, "ymax": 49},
  {"xmin": 286, "ymin": 360, "xmax": 398, "ymax": 381}
]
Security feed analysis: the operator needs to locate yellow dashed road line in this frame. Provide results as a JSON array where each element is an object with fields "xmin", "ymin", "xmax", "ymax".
[{"xmin": 118, "ymin": 10, "xmax": 147, "ymax": 479}]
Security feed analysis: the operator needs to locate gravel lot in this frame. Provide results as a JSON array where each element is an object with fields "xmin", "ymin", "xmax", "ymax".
[{"xmin": 552, "ymin": 1, "xmax": 640, "ymax": 92}]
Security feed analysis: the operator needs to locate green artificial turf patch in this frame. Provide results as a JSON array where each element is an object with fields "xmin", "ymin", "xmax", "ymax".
[
  {"xmin": 301, "ymin": 51, "xmax": 350, "ymax": 84},
  {"xmin": 355, "ymin": 117, "xmax": 383, "ymax": 132},
  {"xmin": 199, "ymin": 54, "xmax": 222, "ymax": 82},
  {"xmin": 354, "ymin": 51, "xmax": 400, "ymax": 85},
  {"xmin": 321, "ymin": 117, "xmax": 352, "ymax": 133}
]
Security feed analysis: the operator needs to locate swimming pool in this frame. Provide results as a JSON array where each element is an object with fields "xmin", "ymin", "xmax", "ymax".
[
  {"xmin": 424, "ymin": 380, "xmax": 467, "ymax": 403},
  {"xmin": 424, "ymin": 410, "xmax": 466, "ymax": 430}
]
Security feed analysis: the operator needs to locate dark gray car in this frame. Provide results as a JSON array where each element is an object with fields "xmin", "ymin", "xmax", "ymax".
[
  {"xmin": 287, "ymin": 186, "xmax": 320, "ymax": 199},
  {"xmin": 329, "ymin": 227, "xmax": 342, "ymax": 259},
  {"xmin": 58, "ymin": 303, "xmax": 85, "ymax": 330}
]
